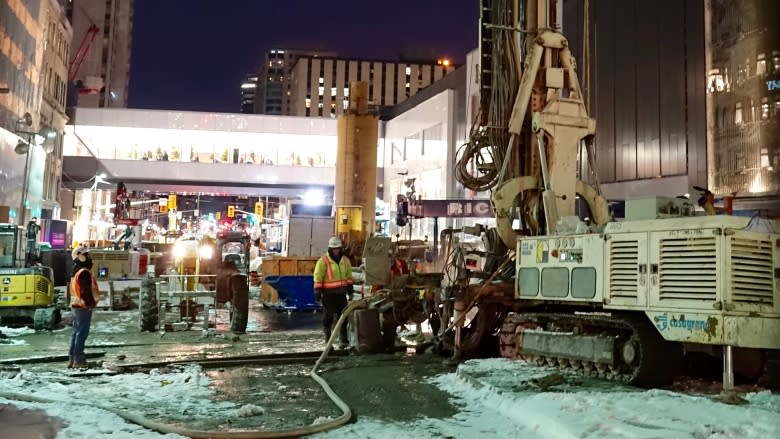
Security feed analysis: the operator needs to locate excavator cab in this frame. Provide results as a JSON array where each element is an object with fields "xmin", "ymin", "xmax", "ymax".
[{"xmin": 0, "ymin": 224, "xmax": 60, "ymax": 330}]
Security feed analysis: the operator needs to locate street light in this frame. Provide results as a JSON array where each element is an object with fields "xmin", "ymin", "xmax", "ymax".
[{"xmin": 13, "ymin": 112, "xmax": 56, "ymax": 225}]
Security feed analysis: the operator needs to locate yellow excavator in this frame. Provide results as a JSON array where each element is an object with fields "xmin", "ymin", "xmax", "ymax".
[{"xmin": 0, "ymin": 223, "xmax": 61, "ymax": 330}]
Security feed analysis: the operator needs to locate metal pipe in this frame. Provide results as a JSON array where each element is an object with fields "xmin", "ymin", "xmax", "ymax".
[
  {"xmin": 723, "ymin": 345, "xmax": 734, "ymax": 392},
  {"xmin": 18, "ymin": 145, "xmax": 31, "ymax": 226}
]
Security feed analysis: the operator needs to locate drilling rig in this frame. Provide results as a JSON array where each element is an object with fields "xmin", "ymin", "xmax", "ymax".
[
  {"xmin": 361, "ymin": 0, "xmax": 779, "ymax": 391},
  {"xmin": 439, "ymin": 0, "xmax": 780, "ymax": 389}
]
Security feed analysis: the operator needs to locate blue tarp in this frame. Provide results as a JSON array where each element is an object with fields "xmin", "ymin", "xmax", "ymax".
[{"xmin": 264, "ymin": 275, "xmax": 321, "ymax": 311}]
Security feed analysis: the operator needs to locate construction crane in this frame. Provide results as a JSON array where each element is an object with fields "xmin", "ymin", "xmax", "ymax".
[{"xmin": 68, "ymin": 24, "xmax": 98, "ymax": 83}]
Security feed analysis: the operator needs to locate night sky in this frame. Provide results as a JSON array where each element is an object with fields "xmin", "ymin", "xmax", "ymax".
[{"xmin": 127, "ymin": 0, "xmax": 478, "ymax": 113}]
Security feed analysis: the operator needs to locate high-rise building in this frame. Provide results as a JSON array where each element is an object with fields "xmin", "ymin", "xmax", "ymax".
[
  {"xmin": 40, "ymin": 0, "xmax": 72, "ymax": 213},
  {"xmin": 240, "ymin": 74, "xmax": 257, "ymax": 114},
  {"xmin": 707, "ymin": 0, "xmax": 780, "ymax": 201},
  {"xmin": 255, "ymin": 49, "xmax": 336, "ymax": 115},
  {"xmin": 0, "ymin": 0, "xmax": 71, "ymax": 224},
  {"xmin": 289, "ymin": 57, "xmax": 455, "ymax": 118},
  {"xmin": 65, "ymin": 0, "xmax": 134, "ymax": 108}
]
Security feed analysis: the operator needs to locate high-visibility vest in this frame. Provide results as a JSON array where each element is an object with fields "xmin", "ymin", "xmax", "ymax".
[
  {"xmin": 313, "ymin": 254, "xmax": 352, "ymax": 290},
  {"xmin": 69, "ymin": 268, "xmax": 100, "ymax": 309}
]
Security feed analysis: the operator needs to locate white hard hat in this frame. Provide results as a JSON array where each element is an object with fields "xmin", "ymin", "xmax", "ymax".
[
  {"xmin": 328, "ymin": 237, "xmax": 343, "ymax": 248},
  {"xmin": 71, "ymin": 245, "xmax": 90, "ymax": 261}
]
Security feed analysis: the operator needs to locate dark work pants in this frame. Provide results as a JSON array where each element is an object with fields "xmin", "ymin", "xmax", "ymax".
[
  {"xmin": 322, "ymin": 293, "xmax": 348, "ymax": 345},
  {"xmin": 69, "ymin": 307, "xmax": 93, "ymax": 364}
]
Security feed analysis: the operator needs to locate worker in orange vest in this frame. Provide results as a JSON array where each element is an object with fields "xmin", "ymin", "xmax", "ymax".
[
  {"xmin": 68, "ymin": 246, "xmax": 100, "ymax": 369},
  {"xmin": 313, "ymin": 237, "xmax": 353, "ymax": 349}
]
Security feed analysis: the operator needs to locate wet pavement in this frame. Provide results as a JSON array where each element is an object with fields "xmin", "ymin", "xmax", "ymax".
[{"xmin": 1, "ymin": 300, "xmax": 458, "ymax": 433}]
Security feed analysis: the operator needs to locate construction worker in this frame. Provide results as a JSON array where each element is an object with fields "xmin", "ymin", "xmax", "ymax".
[
  {"xmin": 68, "ymin": 246, "xmax": 100, "ymax": 369},
  {"xmin": 313, "ymin": 237, "xmax": 352, "ymax": 348}
]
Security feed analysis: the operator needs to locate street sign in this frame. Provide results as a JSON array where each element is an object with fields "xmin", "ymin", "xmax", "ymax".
[{"xmin": 408, "ymin": 199, "xmax": 493, "ymax": 218}]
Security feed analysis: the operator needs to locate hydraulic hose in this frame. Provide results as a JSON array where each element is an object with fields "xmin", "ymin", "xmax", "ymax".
[
  {"xmin": 0, "ymin": 295, "xmax": 384, "ymax": 438},
  {"xmin": 439, "ymin": 255, "xmax": 515, "ymax": 338}
]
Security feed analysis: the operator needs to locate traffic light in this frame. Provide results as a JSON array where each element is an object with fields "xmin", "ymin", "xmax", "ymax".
[
  {"xmin": 227, "ymin": 205, "xmax": 235, "ymax": 218},
  {"xmin": 167, "ymin": 194, "xmax": 177, "ymax": 210},
  {"xmin": 254, "ymin": 201, "xmax": 264, "ymax": 219},
  {"xmin": 216, "ymin": 211, "xmax": 221, "ymax": 220}
]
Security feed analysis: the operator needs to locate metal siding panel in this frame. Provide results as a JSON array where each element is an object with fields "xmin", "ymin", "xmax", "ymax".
[
  {"xmin": 613, "ymin": 0, "xmax": 637, "ymax": 181},
  {"xmin": 685, "ymin": 0, "xmax": 707, "ymax": 188},
  {"xmin": 594, "ymin": 0, "xmax": 616, "ymax": 182},
  {"xmin": 658, "ymin": 0, "xmax": 686, "ymax": 176},
  {"xmin": 385, "ymin": 63, "xmax": 394, "ymax": 105},
  {"xmin": 636, "ymin": 0, "xmax": 661, "ymax": 179}
]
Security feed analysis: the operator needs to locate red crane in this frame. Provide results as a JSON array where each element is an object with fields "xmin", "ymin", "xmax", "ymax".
[{"xmin": 67, "ymin": 24, "xmax": 99, "ymax": 82}]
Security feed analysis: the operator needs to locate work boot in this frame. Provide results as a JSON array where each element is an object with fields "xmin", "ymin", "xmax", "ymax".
[
  {"xmin": 72, "ymin": 362, "xmax": 88, "ymax": 370},
  {"xmin": 66, "ymin": 360, "xmax": 73, "ymax": 369},
  {"xmin": 338, "ymin": 341, "xmax": 349, "ymax": 350}
]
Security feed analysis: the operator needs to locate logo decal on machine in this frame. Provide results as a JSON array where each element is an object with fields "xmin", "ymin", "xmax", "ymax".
[
  {"xmin": 2, "ymin": 277, "xmax": 10, "ymax": 285},
  {"xmin": 654, "ymin": 314, "xmax": 711, "ymax": 332}
]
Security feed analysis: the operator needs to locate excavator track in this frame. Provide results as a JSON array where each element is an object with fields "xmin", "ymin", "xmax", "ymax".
[{"xmin": 500, "ymin": 311, "xmax": 683, "ymax": 388}]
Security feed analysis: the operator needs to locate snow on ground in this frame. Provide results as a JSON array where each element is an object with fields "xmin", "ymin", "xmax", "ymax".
[
  {"xmin": 314, "ymin": 358, "xmax": 780, "ymax": 439},
  {"xmin": 0, "ymin": 338, "xmax": 27, "ymax": 346},
  {"xmin": 0, "ymin": 326, "xmax": 36, "ymax": 336},
  {"xmin": 0, "ymin": 364, "xmax": 236, "ymax": 438},
  {"xmin": 0, "ymin": 357, "xmax": 778, "ymax": 438}
]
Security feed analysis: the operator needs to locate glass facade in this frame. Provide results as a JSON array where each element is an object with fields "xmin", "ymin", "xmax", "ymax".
[{"xmin": 708, "ymin": 0, "xmax": 780, "ymax": 195}]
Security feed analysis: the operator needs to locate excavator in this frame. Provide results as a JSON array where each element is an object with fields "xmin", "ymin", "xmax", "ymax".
[
  {"xmin": 0, "ymin": 224, "xmax": 61, "ymax": 330},
  {"xmin": 364, "ymin": 0, "xmax": 779, "ymax": 392}
]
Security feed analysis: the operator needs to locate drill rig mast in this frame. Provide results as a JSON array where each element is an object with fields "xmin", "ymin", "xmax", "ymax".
[{"xmin": 460, "ymin": 0, "xmax": 609, "ymax": 247}]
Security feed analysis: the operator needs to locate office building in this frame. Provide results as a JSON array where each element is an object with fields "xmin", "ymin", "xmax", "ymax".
[
  {"xmin": 289, "ymin": 56, "xmax": 455, "ymax": 118},
  {"xmin": 240, "ymin": 74, "xmax": 257, "ymax": 114},
  {"xmin": 255, "ymin": 49, "xmax": 336, "ymax": 115},
  {"xmin": 0, "ymin": 0, "xmax": 71, "ymax": 224},
  {"xmin": 65, "ymin": 0, "xmax": 134, "ymax": 108},
  {"xmin": 706, "ymin": 0, "xmax": 780, "ymax": 200}
]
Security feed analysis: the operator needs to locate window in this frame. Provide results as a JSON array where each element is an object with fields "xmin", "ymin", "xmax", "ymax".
[
  {"xmin": 757, "ymin": 53, "xmax": 767, "ymax": 76},
  {"xmin": 541, "ymin": 267, "xmax": 569, "ymax": 298},
  {"xmin": 761, "ymin": 98, "xmax": 770, "ymax": 120},
  {"xmin": 404, "ymin": 132, "xmax": 422, "ymax": 160},
  {"xmin": 773, "ymin": 51, "xmax": 780, "ymax": 73},
  {"xmin": 305, "ymin": 98, "xmax": 311, "ymax": 108},
  {"xmin": 760, "ymin": 148, "xmax": 769, "ymax": 168},
  {"xmin": 735, "ymin": 102, "xmax": 743, "ymax": 124},
  {"xmin": 707, "ymin": 69, "xmax": 725, "ymax": 92},
  {"xmin": 518, "ymin": 268, "xmax": 539, "ymax": 297}
]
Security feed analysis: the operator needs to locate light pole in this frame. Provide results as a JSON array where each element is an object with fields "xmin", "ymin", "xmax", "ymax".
[{"xmin": 13, "ymin": 112, "xmax": 57, "ymax": 226}]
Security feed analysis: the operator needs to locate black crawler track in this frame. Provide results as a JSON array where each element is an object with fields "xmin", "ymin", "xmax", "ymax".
[{"xmin": 502, "ymin": 312, "xmax": 683, "ymax": 388}]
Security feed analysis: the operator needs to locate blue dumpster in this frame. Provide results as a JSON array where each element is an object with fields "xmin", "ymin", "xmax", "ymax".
[{"xmin": 263, "ymin": 275, "xmax": 321, "ymax": 311}]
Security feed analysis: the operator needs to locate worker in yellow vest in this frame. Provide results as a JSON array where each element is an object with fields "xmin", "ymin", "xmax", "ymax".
[{"xmin": 313, "ymin": 237, "xmax": 353, "ymax": 348}]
